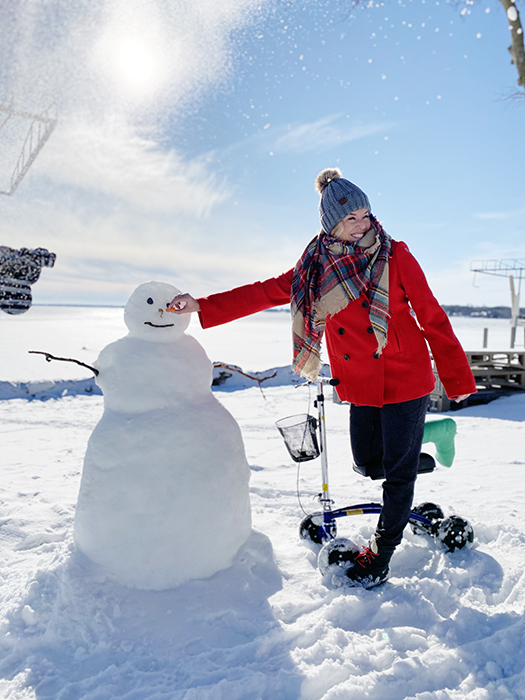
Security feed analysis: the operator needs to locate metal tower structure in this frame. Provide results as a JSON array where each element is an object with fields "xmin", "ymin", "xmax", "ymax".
[
  {"xmin": 0, "ymin": 97, "xmax": 57, "ymax": 196},
  {"xmin": 470, "ymin": 259, "xmax": 525, "ymax": 347}
]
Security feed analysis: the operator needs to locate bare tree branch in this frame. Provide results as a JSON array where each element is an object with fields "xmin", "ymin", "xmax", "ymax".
[{"xmin": 498, "ymin": 0, "xmax": 525, "ymax": 89}]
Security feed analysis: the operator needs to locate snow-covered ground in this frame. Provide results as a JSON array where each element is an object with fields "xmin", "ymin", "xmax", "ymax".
[{"xmin": 1, "ymin": 307, "xmax": 524, "ymax": 699}]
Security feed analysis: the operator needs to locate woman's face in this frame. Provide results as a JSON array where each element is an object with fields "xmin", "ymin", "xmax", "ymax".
[{"xmin": 337, "ymin": 208, "xmax": 372, "ymax": 243}]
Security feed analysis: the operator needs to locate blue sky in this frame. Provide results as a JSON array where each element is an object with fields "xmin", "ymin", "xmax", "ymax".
[{"xmin": 0, "ymin": 0, "xmax": 524, "ymax": 307}]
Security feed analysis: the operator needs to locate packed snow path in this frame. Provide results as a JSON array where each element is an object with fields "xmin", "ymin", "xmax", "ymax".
[{"xmin": 0, "ymin": 386, "xmax": 524, "ymax": 699}]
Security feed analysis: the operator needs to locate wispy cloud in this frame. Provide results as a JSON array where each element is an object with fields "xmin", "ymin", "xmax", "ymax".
[
  {"xmin": 271, "ymin": 115, "xmax": 395, "ymax": 154},
  {"xmin": 212, "ymin": 114, "xmax": 396, "ymax": 161},
  {"xmin": 36, "ymin": 118, "xmax": 229, "ymax": 217},
  {"xmin": 474, "ymin": 207, "xmax": 525, "ymax": 221}
]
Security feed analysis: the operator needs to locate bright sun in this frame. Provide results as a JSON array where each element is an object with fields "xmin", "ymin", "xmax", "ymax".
[
  {"xmin": 116, "ymin": 38, "xmax": 157, "ymax": 89},
  {"xmin": 93, "ymin": 17, "xmax": 168, "ymax": 103}
]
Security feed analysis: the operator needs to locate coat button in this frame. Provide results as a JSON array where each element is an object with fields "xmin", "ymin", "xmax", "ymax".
[
  {"xmin": 367, "ymin": 326, "xmax": 374, "ymax": 334},
  {"xmin": 373, "ymin": 352, "xmax": 380, "ymax": 360},
  {"xmin": 338, "ymin": 327, "xmax": 345, "ymax": 335},
  {"xmin": 362, "ymin": 300, "xmax": 369, "ymax": 308},
  {"xmin": 343, "ymin": 354, "xmax": 350, "ymax": 361}
]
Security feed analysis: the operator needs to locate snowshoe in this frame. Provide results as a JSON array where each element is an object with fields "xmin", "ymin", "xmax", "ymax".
[
  {"xmin": 436, "ymin": 515, "xmax": 474, "ymax": 552},
  {"xmin": 410, "ymin": 502, "xmax": 445, "ymax": 536},
  {"xmin": 299, "ymin": 512, "xmax": 337, "ymax": 544}
]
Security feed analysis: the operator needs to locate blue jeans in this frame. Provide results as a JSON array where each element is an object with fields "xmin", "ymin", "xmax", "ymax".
[{"xmin": 349, "ymin": 395, "xmax": 430, "ymax": 551}]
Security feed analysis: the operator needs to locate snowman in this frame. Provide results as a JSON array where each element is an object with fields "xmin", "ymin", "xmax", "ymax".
[{"xmin": 73, "ymin": 281, "xmax": 252, "ymax": 590}]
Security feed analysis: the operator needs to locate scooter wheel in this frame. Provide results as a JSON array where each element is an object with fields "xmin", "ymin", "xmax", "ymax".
[
  {"xmin": 436, "ymin": 516, "xmax": 474, "ymax": 552},
  {"xmin": 299, "ymin": 513, "xmax": 336, "ymax": 544},
  {"xmin": 318, "ymin": 537, "xmax": 361, "ymax": 577},
  {"xmin": 410, "ymin": 502, "xmax": 445, "ymax": 536}
]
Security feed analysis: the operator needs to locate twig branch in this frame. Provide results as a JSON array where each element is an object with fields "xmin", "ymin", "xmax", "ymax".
[
  {"xmin": 213, "ymin": 362, "xmax": 278, "ymax": 398},
  {"xmin": 29, "ymin": 351, "xmax": 99, "ymax": 376}
]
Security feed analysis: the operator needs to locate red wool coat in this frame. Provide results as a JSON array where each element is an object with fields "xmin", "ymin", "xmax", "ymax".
[{"xmin": 197, "ymin": 240, "xmax": 477, "ymax": 407}]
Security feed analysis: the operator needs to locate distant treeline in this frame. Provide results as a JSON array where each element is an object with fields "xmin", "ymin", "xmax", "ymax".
[
  {"xmin": 442, "ymin": 305, "xmax": 525, "ymax": 319},
  {"xmin": 264, "ymin": 305, "xmax": 524, "ymax": 319}
]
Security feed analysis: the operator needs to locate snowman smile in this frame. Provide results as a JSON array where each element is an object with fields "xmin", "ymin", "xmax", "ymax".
[{"xmin": 144, "ymin": 321, "xmax": 175, "ymax": 328}]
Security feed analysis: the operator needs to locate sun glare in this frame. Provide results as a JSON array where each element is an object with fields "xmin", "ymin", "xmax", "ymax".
[
  {"xmin": 93, "ymin": 13, "xmax": 169, "ymax": 103},
  {"xmin": 116, "ymin": 38, "xmax": 157, "ymax": 89}
]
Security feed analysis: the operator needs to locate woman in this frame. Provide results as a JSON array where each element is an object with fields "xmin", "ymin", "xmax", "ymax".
[{"xmin": 169, "ymin": 168, "xmax": 476, "ymax": 588}]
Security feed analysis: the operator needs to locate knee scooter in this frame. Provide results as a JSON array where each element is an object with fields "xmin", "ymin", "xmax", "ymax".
[{"xmin": 276, "ymin": 379, "xmax": 474, "ymax": 576}]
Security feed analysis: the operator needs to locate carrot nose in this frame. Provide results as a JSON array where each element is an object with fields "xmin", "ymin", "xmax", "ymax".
[{"xmin": 166, "ymin": 300, "xmax": 187, "ymax": 311}]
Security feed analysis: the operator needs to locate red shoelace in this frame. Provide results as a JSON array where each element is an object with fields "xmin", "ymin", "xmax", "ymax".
[{"xmin": 354, "ymin": 547, "xmax": 378, "ymax": 568}]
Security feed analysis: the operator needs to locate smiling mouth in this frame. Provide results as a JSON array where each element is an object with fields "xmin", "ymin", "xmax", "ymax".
[{"xmin": 144, "ymin": 321, "xmax": 175, "ymax": 328}]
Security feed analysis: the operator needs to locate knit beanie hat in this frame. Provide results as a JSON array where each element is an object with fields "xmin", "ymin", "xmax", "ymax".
[{"xmin": 316, "ymin": 168, "xmax": 371, "ymax": 234}]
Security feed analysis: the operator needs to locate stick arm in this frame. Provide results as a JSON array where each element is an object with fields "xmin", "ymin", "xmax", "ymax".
[{"xmin": 29, "ymin": 351, "xmax": 99, "ymax": 376}]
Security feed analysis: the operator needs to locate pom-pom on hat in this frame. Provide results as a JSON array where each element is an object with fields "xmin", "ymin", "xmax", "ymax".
[{"xmin": 316, "ymin": 168, "xmax": 371, "ymax": 234}]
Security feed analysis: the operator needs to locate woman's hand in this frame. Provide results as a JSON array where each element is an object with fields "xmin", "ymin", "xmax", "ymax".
[
  {"xmin": 167, "ymin": 293, "xmax": 200, "ymax": 314},
  {"xmin": 453, "ymin": 394, "xmax": 471, "ymax": 403}
]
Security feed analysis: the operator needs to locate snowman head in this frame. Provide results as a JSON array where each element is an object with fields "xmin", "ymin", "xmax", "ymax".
[{"xmin": 124, "ymin": 281, "xmax": 190, "ymax": 342}]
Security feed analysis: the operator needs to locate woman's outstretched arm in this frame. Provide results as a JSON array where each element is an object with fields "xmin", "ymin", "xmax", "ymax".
[{"xmin": 168, "ymin": 269, "xmax": 294, "ymax": 328}]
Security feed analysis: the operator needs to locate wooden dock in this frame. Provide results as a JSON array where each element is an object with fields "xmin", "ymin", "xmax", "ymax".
[{"xmin": 430, "ymin": 350, "xmax": 525, "ymax": 412}]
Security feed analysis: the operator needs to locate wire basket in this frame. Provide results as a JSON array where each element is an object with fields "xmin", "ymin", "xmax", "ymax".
[{"xmin": 275, "ymin": 413, "xmax": 320, "ymax": 462}]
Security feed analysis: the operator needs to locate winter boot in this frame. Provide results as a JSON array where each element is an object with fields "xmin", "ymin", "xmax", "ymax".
[{"xmin": 346, "ymin": 534, "xmax": 394, "ymax": 589}]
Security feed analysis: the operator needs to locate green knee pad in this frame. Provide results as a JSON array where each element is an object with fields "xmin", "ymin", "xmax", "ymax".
[{"xmin": 423, "ymin": 417, "xmax": 457, "ymax": 467}]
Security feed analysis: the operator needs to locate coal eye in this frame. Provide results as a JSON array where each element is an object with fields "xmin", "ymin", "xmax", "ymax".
[{"xmin": 146, "ymin": 297, "xmax": 154, "ymax": 305}]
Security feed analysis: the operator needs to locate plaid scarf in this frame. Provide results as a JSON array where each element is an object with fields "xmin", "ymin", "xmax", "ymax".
[{"xmin": 291, "ymin": 219, "xmax": 392, "ymax": 381}]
